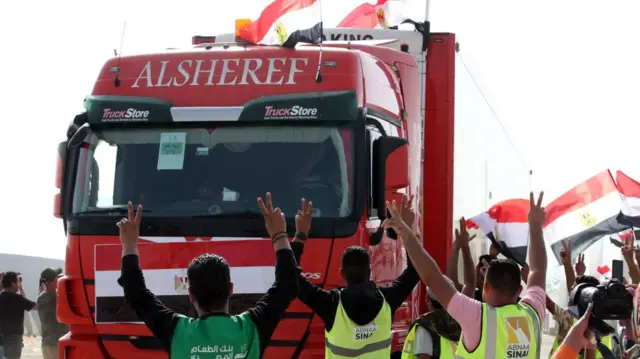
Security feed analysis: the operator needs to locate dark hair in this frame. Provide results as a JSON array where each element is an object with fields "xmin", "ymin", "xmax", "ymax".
[
  {"xmin": 2, "ymin": 272, "xmax": 20, "ymax": 288},
  {"xmin": 187, "ymin": 254, "xmax": 231, "ymax": 311},
  {"xmin": 575, "ymin": 275, "xmax": 599, "ymax": 286},
  {"xmin": 485, "ymin": 258, "xmax": 521, "ymax": 297},
  {"xmin": 341, "ymin": 246, "xmax": 370, "ymax": 284},
  {"xmin": 477, "ymin": 254, "xmax": 494, "ymax": 268}
]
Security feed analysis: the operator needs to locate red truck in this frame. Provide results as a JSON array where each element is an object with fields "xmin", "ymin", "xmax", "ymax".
[{"xmin": 53, "ymin": 26, "xmax": 456, "ymax": 359}]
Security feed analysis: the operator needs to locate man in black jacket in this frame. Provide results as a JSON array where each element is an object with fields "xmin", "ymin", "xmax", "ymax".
[
  {"xmin": 118, "ymin": 193, "xmax": 300, "ymax": 358},
  {"xmin": 0, "ymin": 272, "xmax": 37, "ymax": 359},
  {"xmin": 291, "ymin": 197, "xmax": 420, "ymax": 357}
]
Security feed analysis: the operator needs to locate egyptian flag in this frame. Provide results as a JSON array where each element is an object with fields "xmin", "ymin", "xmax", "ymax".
[
  {"xmin": 94, "ymin": 241, "xmax": 276, "ymax": 323},
  {"xmin": 237, "ymin": 0, "xmax": 322, "ymax": 47},
  {"xmin": 466, "ymin": 199, "xmax": 530, "ymax": 266},
  {"xmin": 615, "ymin": 170, "xmax": 640, "ymax": 227},
  {"xmin": 337, "ymin": 0, "xmax": 427, "ymax": 29},
  {"xmin": 544, "ymin": 170, "xmax": 626, "ymax": 265}
]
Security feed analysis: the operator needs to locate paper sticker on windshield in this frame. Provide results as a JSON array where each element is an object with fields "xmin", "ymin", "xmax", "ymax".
[{"xmin": 157, "ymin": 132, "xmax": 186, "ymax": 170}]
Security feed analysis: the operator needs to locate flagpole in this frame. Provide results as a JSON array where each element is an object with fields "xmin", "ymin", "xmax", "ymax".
[
  {"xmin": 315, "ymin": 0, "xmax": 324, "ymax": 83},
  {"xmin": 424, "ymin": 0, "xmax": 430, "ymax": 22}
]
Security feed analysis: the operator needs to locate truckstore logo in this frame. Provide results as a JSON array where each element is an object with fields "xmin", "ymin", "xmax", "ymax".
[
  {"xmin": 101, "ymin": 108, "xmax": 150, "ymax": 122},
  {"xmin": 264, "ymin": 105, "xmax": 318, "ymax": 120}
]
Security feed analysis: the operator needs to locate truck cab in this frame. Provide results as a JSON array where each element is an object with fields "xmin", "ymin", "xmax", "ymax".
[{"xmin": 54, "ymin": 27, "xmax": 456, "ymax": 359}]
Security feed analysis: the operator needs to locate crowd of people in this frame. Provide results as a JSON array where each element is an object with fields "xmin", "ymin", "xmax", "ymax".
[
  {"xmin": 116, "ymin": 191, "xmax": 635, "ymax": 359},
  {"xmin": 0, "ymin": 269, "xmax": 69, "ymax": 359},
  {"xmin": 2, "ymin": 191, "xmax": 639, "ymax": 358}
]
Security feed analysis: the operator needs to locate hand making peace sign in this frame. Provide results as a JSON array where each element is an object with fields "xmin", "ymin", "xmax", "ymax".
[
  {"xmin": 257, "ymin": 192, "xmax": 287, "ymax": 238},
  {"xmin": 295, "ymin": 198, "xmax": 313, "ymax": 235},
  {"xmin": 382, "ymin": 197, "xmax": 412, "ymax": 237},
  {"xmin": 400, "ymin": 195, "xmax": 416, "ymax": 228},
  {"xmin": 621, "ymin": 233, "xmax": 637, "ymax": 264},
  {"xmin": 117, "ymin": 201, "xmax": 143, "ymax": 251},
  {"xmin": 575, "ymin": 253, "xmax": 586, "ymax": 276},
  {"xmin": 560, "ymin": 240, "xmax": 572, "ymax": 266},
  {"xmin": 528, "ymin": 191, "xmax": 546, "ymax": 225},
  {"xmin": 455, "ymin": 217, "xmax": 476, "ymax": 249}
]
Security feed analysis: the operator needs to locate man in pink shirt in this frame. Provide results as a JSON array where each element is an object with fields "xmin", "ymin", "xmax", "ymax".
[{"xmin": 384, "ymin": 192, "xmax": 547, "ymax": 359}]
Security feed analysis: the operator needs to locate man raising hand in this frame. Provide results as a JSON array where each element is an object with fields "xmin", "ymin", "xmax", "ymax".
[
  {"xmin": 384, "ymin": 192, "xmax": 547, "ymax": 359},
  {"xmin": 118, "ymin": 193, "xmax": 300, "ymax": 359}
]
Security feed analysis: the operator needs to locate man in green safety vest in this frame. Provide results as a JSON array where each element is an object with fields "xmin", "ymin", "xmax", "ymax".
[
  {"xmin": 401, "ymin": 283, "xmax": 461, "ymax": 359},
  {"xmin": 117, "ymin": 193, "xmax": 301, "ymax": 359},
  {"xmin": 291, "ymin": 196, "xmax": 421, "ymax": 358},
  {"xmin": 383, "ymin": 192, "xmax": 548, "ymax": 359}
]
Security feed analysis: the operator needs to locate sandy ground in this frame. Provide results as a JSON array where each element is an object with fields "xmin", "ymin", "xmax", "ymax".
[
  {"xmin": 20, "ymin": 336, "xmax": 44, "ymax": 359},
  {"xmin": 17, "ymin": 334, "xmax": 557, "ymax": 359}
]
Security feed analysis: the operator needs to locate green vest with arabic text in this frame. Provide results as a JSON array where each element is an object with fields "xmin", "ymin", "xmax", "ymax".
[{"xmin": 170, "ymin": 313, "xmax": 260, "ymax": 359}]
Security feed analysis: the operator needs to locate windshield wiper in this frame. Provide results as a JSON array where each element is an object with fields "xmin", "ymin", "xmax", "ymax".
[{"xmin": 76, "ymin": 205, "xmax": 152, "ymax": 216}]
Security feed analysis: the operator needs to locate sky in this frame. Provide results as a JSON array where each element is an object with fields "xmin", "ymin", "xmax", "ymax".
[{"xmin": 1, "ymin": 0, "xmax": 639, "ymax": 260}]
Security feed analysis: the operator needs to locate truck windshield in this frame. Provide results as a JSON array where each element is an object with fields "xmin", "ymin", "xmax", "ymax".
[{"xmin": 72, "ymin": 126, "xmax": 354, "ymax": 219}]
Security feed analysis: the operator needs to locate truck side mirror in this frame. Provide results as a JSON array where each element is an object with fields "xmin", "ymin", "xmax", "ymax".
[
  {"xmin": 373, "ymin": 136, "xmax": 409, "ymax": 221},
  {"xmin": 68, "ymin": 123, "xmax": 91, "ymax": 149},
  {"xmin": 54, "ymin": 141, "xmax": 68, "ymax": 219}
]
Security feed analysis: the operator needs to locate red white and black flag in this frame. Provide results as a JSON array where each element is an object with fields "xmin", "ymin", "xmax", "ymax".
[
  {"xmin": 466, "ymin": 199, "xmax": 530, "ymax": 265},
  {"xmin": 337, "ymin": 0, "xmax": 428, "ymax": 29},
  {"xmin": 543, "ymin": 170, "xmax": 627, "ymax": 265},
  {"xmin": 237, "ymin": 0, "xmax": 323, "ymax": 47},
  {"xmin": 94, "ymin": 239, "xmax": 276, "ymax": 323},
  {"xmin": 614, "ymin": 170, "xmax": 640, "ymax": 228}
]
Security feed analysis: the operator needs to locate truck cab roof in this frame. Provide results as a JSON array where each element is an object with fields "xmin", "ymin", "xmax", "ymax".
[{"xmin": 91, "ymin": 29, "xmax": 420, "ymax": 119}]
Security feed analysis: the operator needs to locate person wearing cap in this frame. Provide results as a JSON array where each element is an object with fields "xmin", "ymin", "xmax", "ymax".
[
  {"xmin": 37, "ymin": 268, "xmax": 68, "ymax": 359},
  {"xmin": 0, "ymin": 271, "xmax": 36, "ymax": 359},
  {"xmin": 401, "ymin": 282, "xmax": 461, "ymax": 359}
]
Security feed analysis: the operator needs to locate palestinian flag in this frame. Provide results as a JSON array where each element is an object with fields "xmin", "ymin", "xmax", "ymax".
[
  {"xmin": 237, "ymin": 0, "xmax": 322, "ymax": 47},
  {"xmin": 466, "ymin": 198, "xmax": 530, "ymax": 265},
  {"xmin": 544, "ymin": 170, "xmax": 625, "ymax": 265},
  {"xmin": 337, "ymin": 0, "xmax": 427, "ymax": 29},
  {"xmin": 615, "ymin": 170, "xmax": 640, "ymax": 227}
]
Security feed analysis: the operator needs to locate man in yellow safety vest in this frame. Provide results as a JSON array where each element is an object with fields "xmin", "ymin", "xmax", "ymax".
[
  {"xmin": 383, "ymin": 192, "xmax": 548, "ymax": 359},
  {"xmin": 401, "ymin": 284, "xmax": 461, "ymax": 359},
  {"xmin": 292, "ymin": 197, "xmax": 421, "ymax": 358}
]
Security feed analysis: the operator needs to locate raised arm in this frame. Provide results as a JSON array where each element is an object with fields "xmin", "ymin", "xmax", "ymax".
[
  {"xmin": 446, "ymin": 242, "xmax": 463, "ymax": 292},
  {"xmin": 526, "ymin": 192, "xmax": 548, "ymax": 289},
  {"xmin": 559, "ymin": 241, "xmax": 576, "ymax": 293},
  {"xmin": 246, "ymin": 193, "xmax": 300, "ymax": 350},
  {"xmin": 118, "ymin": 202, "xmax": 180, "ymax": 353},
  {"xmin": 455, "ymin": 218, "xmax": 477, "ymax": 299},
  {"xmin": 289, "ymin": 199, "xmax": 338, "ymax": 326},
  {"xmin": 379, "ymin": 195, "xmax": 420, "ymax": 312},
  {"xmin": 383, "ymin": 199, "xmax": 458, "ymax": 309},
  {"xmin": 622, "ymin": 236, "xmax": 640, "ymax": 284}
]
